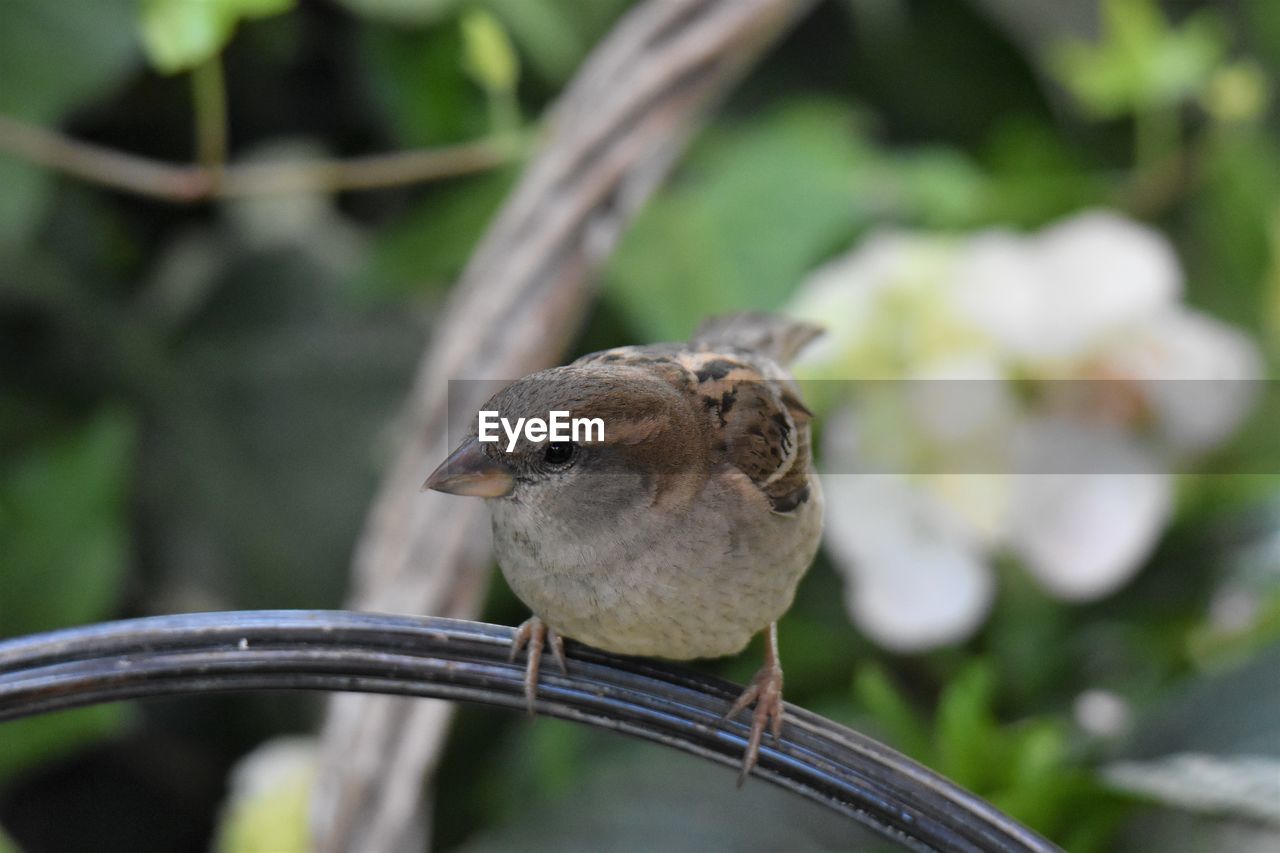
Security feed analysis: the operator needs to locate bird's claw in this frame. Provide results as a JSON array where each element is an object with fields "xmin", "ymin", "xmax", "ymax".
[
  {"xmin": 509, "ymin": 616, "xmax": 568, "ymax": 715},
  {"xmin": 725, "ymin": 659, "xmax": 784, "ymax": 787}
]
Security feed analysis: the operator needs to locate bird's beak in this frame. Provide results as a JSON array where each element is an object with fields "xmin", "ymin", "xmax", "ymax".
[{"xmin": 422, "ymin": 438, "xmax": 515, "ymax": 497}]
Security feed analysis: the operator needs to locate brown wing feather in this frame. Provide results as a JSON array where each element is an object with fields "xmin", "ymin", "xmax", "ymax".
[
  {"xmin": 691, "ymin": 312, "xmax": 823, "ymax": 366},
  {"xmin": 676, "ymin": 350, "xmax": 814, "ymax": 514},
  {"xmin": 574, "ymin": 314, "xmax": 817, "ymax": 515}
]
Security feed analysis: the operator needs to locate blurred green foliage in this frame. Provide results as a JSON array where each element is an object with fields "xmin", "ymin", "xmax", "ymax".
[
  {"xmin": 1051, "ymin": 0, "xmax": 1226, "ymax": 120},
  {"xmin": 140, "ymin": 0, "xmax": 296, "ymax": 74},
  {"xmin": 1, "ymin": 409, "xmax": 134, "ymax": 635},
  {"xmin": 608, "ymin": 101, "xmax": 875, "ymax": 340},
  {"xmin": 1, "ymin": 0, "xmax": 1279, "ymax": 850},
  {"xmin": 460, "ymin": 11, "xmax": 518, "ymax": 98},
  {"xmin": 0, "ymin": 0, "xmax": 139, "ymax": 245},
  {"xmin": 856, "ymin": 662, "xmax": 1126, "ymax": 851},
  {"xmin": 0, "ymin": 413, "xmax": 136, "ymax": 784}
]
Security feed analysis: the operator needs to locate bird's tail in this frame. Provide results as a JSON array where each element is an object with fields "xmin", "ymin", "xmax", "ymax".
[{"xmin": 691, "ymin": 312, "xmax": 823, "ymax": 365}]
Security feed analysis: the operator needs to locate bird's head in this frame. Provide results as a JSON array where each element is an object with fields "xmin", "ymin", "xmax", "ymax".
[{"xmin": 423, "ymin": 365, "xmax": 705, "ymax": 517}]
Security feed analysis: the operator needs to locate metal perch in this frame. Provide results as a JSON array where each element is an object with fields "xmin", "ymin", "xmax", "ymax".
[{"xmin": 0, "ymin": 610, "xmax": 1059, "ymax": 853}]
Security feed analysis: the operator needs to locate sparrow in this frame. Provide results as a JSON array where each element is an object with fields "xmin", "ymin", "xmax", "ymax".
[{"xmin": 424, "ymin": 312, "xmax": 824, "ymax": 783}]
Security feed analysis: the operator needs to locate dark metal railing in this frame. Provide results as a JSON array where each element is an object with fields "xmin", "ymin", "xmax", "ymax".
[{"xmin": 0, "ymin": 610, "xmax": 1059, "ymax": 853}]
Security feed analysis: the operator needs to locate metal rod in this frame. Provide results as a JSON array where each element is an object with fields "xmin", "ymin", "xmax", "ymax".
[{"xmin": 0, "ymin": 611, "xmax": 1058, "ymax": 853}]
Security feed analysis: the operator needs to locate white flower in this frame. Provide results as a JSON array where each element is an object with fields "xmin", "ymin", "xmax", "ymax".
[
  {"xmin": 1104, "ymin": 307, "xmax": 1263, "ymax": 450},
  {"xmin": 821, "ymin": 473, "xmax": 995, "ymax": 652},
  {"xmin": 790, "ymin": 210, "xmax": 1261, "ymax": 651},
  {"xmin": 1074, "ymin": 688, "xmax": 1132, "ymax": 737},
  {"xmin": 1008, "ymin": 420, "xmax": 1173, "ymax": 600},
  {"xmin": 950, "ymin": 212, "xmax": 1182, "ymax": 363}
]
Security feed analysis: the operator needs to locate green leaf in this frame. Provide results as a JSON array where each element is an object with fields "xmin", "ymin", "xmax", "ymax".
[
  {"xmin": 1246, "ymin": 0, "xmax": 1280, "ymax": 71},
  {"xmin": 482, "ymin": 0, "xmax": 630, "ymax": 85},
  {"xmin": 358, "ymin": 23, "xmax": 488, "ymax": 146},
  {"xmin": 1121, "ymin": 642, "xmax": 1280, "ymax": 760},
  {"xmin": 0, "ymin": 705, "xmax": 128, "ymax": 783},
  {"xmin": 0, "ymin": 411, "xmax": 135, "ymax": 784},
  {"xmin": 934, "ymin": 661, "xmax": 1001, "ymax": 789},
  {"xmin": 461, "ymin": 10, "xmax": 518, "ymax": 97},
  {"xmin": 0, "ymin": 0, "xmax": 139, "ymax": 121},
  {"xmin": 1049, "ymin": 0, "xmax": 1226, "ymax": 118},
  {"xmin": 852, "ymin": 664, "xmax": 931, "ymax": 760},
  {"xmin": 991, "ymin": 722, "xmax": 1072, "ymax": 830},
  {"xmin": 1185, "ymin": 131, "xmax": 1280, "ymax": 332},
  {"xmin": 978, "ymin": 119, "xmax": 1108, "ymax": 227},
  {"xmin": 0, "ymin": 409, "xmax": 136, "ymax": 637},
  {"xmin": 0, "ymin": 0, "xmax": 140, "ymax": 246},
  {"xmin": 889, "ymin": 147, "xmax": 989, "ymax": 227},
  {"xmin": 606, "ymin": 101, "xmax": 873, "ymax": 341},
  {"xmin": 139, "ymin": 0, "xmax": 295, "ymax": 74}
]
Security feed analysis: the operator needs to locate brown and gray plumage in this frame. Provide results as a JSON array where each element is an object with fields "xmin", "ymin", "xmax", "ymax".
[{"xmin": 424, "ymin": 312, "xmax": 823, "ymax": 782}]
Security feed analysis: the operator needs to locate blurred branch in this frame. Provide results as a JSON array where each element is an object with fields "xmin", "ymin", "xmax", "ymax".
[
  {"xmin": 0, "ymin": 611, "xmax": 1060, "ymax": 853},
  {"xmin": 1115, "ymin": 145, "xmax": 1197, "ymax": 219},
  {"xmin": 0, "ymin": 113, "xmax": 514, "ymax": 202},
  {"xmin": 190, "ymin": 58, "xmax": 229, "ymax": 174},
  {"xmin": 319, "ymin": 0, "xmax": 819, "ymax": 850}
]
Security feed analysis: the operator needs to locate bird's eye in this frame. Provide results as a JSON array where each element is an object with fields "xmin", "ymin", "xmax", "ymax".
[{"xmin": 544, "ymin": 442, "xmax": 575, "ymax": 465}]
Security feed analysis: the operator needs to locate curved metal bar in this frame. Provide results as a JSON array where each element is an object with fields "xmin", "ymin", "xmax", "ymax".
[{"xmin": 0, "ymin": 611, "xmax": 1059, "ymax": 853}]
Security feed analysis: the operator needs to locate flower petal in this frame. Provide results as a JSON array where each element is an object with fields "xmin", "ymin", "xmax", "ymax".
[
  {"xmin": 822, "ymin": 473, "xmax": 995, "ymax": 651},
  {"xmin": 1102, "ymin": 306, "xmax": 1263, "ymax": 450},
  {"xmin": 952, "ymin": 211, "xmax": 1181, "ymax": 362},
  {"xmin": 1009, "ymin": 421, "xmax": 1172, "ymax": 599}
]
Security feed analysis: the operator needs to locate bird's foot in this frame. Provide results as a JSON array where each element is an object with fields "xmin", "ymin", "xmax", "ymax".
[
  {"xmin": 725, "ymin": 657, "xmax": 784, "ymax": 787},
  {"xmin": 509, "ymin": 616, "xmax": 568, "ymax": 715}
]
